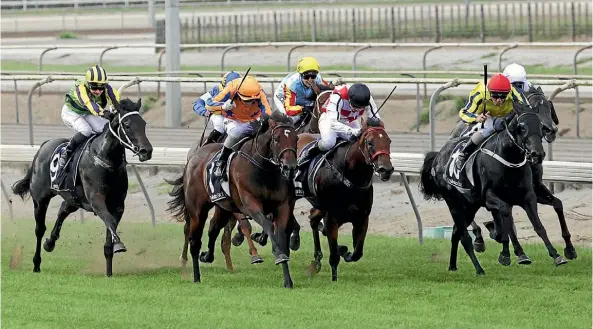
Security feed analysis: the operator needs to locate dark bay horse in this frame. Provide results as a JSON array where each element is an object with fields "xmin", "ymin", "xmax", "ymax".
[
  {"xmin": 420, "ymin": 102, "xmax": 568, "ymax": 275},
  {"xmin": 166, "ymin": 111, "xmax": 300, "ymax": 288},
  {"xmin": 298, "ymin": 117, "xmax": 394, "ymax": 281},
  {"xmin": 11, "ymin": 98, "xmax": 153, "ymax": 276},
  {"xmin": 467, "ymin": 86, "xmax": 576, "ymax": 265}
]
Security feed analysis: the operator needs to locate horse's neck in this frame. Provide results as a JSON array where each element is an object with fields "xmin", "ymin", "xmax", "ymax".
[
  {"xmin": 338, "ymin": 142, "xmax": 373, "ymax": 186},
  {"xmin": 488, "ymin": 130, "xmax": 525, "ymax": 165},
  {"xmin": 92, "ymin": 122, "xmax": 125, "ymax": 167}
]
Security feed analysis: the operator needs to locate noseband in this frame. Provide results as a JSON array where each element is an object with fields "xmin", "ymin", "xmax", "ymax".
[
  {"xmin": 359, "ymin": 127, "xmax": 390, "ymax": 167},
  {"xmin": 108, "ymin": 111, "xmax": 142, "ymax": 155}
]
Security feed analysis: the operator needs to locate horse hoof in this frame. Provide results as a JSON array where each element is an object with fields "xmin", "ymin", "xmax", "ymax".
[
  {"xmin": 476, "ymin": 269, "xmax": 485, "ymax": 276},
  {"xmin": 289, "ymin": 234, "xmax": 300, "ymax": 251},
  {"xmin": 33, "ymin": 267, "xmax": 40, "ymax": 273},
  {"xmin": 199, "ymin": 251, "xmax": 214, "ymax": 263},
  {"xmin": 498, "ymin": 254, "xmax": 512, "ymax": 266},
  {"xmin": 448, "ymin": 266, "xmax": 457, "ymax": 272},
  {"xmin": 338, "ymin": 245, "xmax": 349, "ymax": 257},
  {"xmin": 113, "ymin": 242, "xmax": 127, "ymax": 253},
  {"xmin": 517, "ymin": 254, "xmax": 532, "ymax": 265},
  {"xmin": 473, "ymin": 241, "xmax": 486, "ymax": 253},
  {"xmin": 250, "ymin": 255, "xmax": 264, "ymax": 264},
  {"xmin": 284, "ymin": 280, "xmax": 294, "ymax": 289},
  {"xmin": 554, "ymin": 256, "xmax": 568, "ymax": 267},
  {"xmin": 231, "ymin": 234, "xmax": 244, "ymax": 247},
  {"xmin": 274, "ymin": 254, "xmax": 289, "ymax": 265},
  {"xmin": 43, "ymin": 239, "xmax": 55, "ymax": 252},
  {"xmin": 564, "ymin": 247, "xmax": 577, "ymax": 260}
]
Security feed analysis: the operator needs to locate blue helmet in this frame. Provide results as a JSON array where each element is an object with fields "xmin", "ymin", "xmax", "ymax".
[{"xmin": 221, "ymin": 71, "xmax": 241, "ymax": 87}]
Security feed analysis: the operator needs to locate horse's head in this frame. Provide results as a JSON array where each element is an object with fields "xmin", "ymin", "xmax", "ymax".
[
  {"xmin": 108, "ymin": 98, "xmax": 153, "ymax": 162},
  {"xmin": 258, "ymin": 111, "xmax": 298, "ymax": 179},
  {"xmin": 526, "ymin": 86, "xmax": 559, "ymax": 143},
  {"xmin": 508, "ymin": 102, "xmax": 545, "ymax": 164},
  {"xmin": 359, "ymin": 117, "xmax": 394, "ymax": 181}
]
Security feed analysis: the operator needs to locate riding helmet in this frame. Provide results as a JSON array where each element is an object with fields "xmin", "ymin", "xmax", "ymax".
[{"xmin": 348, "ymin": 83, "xmax": 371, "ymax": 108}]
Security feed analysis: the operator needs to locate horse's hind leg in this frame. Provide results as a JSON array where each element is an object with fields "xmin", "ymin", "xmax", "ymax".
[
  {"xmin": 221, "ymin": 216, "xmax": 237, "ymax": 272},
  {"xmin": 32, "ymin": 197, "xmax": 51, "ymax": 273},
  {"xmin": 199, "ymin": 206, "xmax": 230, "ymax": 263},
  {"xmin": 324, "ymin": 214, "xmax": 341, "ymax": 281},
  {"xmin": 189, "ymin": 205, "xmax": 211, "ymax": 283},
  {"xmin": 180, "ymin": 216, "xmax": 189, "ymax": 268},
  {"xmin": 535, "ymin": 182, "xmax": 576, "ymax": 260},
  {"xmin": 508, "ymin": 222, "xmax": 532, "ymax": 265},
  {"xmin": 231, "ymin": 220, "xmax": 245, "ymax": 246},
  {"xmin": 307, "ymin": 210, "xmax": 324, "ymax": 276},
  {"xmin": 43, "ymin": 201, "xmax": 78, "ymax": 253},
  {"xmin": 470, "ymin": 220, "xmax": 486, "ymax": 253},
  {"xmin": 238, "ymin": 218, "xmax": 263, "ymax": 264},
  {"xmin": 289, "ymin": 213, "xmax": 301, "ymax": 251},
  {"xmin": 446, "ymin": 200, "xmax": 484, "ymax": 275}
]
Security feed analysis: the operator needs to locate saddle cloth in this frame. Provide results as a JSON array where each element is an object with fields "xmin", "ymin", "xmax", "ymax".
[{"xmin": 50, "ymin": 136, "xmax": 96, "ymax": 192}]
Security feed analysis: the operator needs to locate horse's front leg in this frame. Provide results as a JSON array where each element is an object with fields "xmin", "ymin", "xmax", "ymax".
[
  {"xmin": 273, "ymin": 202, "xmax": 294, "ymax": 288},
  {"xmin": 221, "ymin": 216, "xmax": 237, "ymax": 272},
  {"xmin": 324, "ymin": 214, "xmax": 341, "ymax": 282},
  {"xmin": 236, "ymin": 217, "xmax": 264, "ymax": 264},
  {"xmin": 484, "ymin": 190, "xmax": 514, "ymax": 266},
  {"xmin": 339, "ymin": 214, "xmax": 369, "ymax": 263},
  {"xmin": 199, "ymin": 206, "xmax": 231, "ymax": 264},
  {"xmin": 307, "ymin": 207, "xmax": 324, "ymax": 276},
  {"xmin": 522, "ymin": 191, "xmax": 567, "ymax": 266},
  {"xmin": 469, "ymin": 220, "xmax": 486, "ymax": 252},
  {"xmin": 508, "ymin": 221, "xmax": 532, "ymax": 265}
]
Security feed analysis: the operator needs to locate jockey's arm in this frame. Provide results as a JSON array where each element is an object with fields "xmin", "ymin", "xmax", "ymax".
[
  {"xmin": 193, "ymin": 91, "xmax": 212, "ymax": 116},
  {"xmin": 366, "ymin": 95, "xmax": 381, "ymax": 120},
  {"xmin": 458, "ymin": 86, "xmax": 484, "ymax": 124},
  {"xmin": 283, "ymin": 84, "xmax": 304, "ymax": 116},
  {"xmin": 258, "ymin": 92, "xmax": 273, "ymax": 116},
  {"xmin": 326, "ymin": 95, "xmax": 359, "ymax": 135},
  {"xmin": 205, "ymin": 86, "xmax": 232, "ymax": 115},
  {"xmin": 77, "ymin": 84, "xmax": 104, "ymax": 115}
]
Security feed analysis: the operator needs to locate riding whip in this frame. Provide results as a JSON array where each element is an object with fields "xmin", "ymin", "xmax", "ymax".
[
  {"xmin": 483, "ymin": 64, "xmax": 488, "ymax": 116},
  {"xmin": 374, "ymin": 85, "xmax": 398, "ymax": 116}
]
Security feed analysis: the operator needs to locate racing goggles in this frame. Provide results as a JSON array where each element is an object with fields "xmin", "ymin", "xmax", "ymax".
[
  {"xmin": 490, "ymin": 91, "xmax": 508, "ymax": 100},
  {"xmin": 89, "ymin": 83, "xmax": 106, "ymax": 91},
  {"xmin": 301, "ymin": 71, "xmax": 318, "ymax": 80}
]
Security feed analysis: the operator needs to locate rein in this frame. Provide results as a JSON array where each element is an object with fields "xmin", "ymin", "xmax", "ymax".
[
  {"xmin": 483, "ymin": 112, "xmax": 539, "ymax": 167},
  {"xmin": 108, "ymin": 111, "xmax": 142, "ymax": 155}
]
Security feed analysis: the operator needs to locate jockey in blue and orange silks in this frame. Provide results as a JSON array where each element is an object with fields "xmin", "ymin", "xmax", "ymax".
[{"xmin": 206, "ymin": 75, "xmax": 273, "ymax": 179}]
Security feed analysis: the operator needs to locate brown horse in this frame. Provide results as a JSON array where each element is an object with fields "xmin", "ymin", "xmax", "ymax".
[
  {"xmin": 166, "ymin": 111, "xmax": 299, "ymax": 288},
  {"xmin": 299, "ymin": 117, "xmax": 394, "ymax": 281}
]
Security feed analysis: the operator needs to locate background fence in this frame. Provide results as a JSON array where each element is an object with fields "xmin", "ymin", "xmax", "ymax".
[{"xmin": 154, "ymin": 1, "xmax": 592, "ymax": 44}]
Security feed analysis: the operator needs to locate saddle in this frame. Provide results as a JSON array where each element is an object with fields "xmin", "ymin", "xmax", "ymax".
[
  {"xmin": 293, "ymin": 139, "xmax": 347, "ymax": 199},
  {"xmin": 50, "ymin": 135, "xmax": 96, "ymax": 192}
]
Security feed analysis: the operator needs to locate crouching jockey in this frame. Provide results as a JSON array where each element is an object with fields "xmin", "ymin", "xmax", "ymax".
[
  {"xmin": 193, "ymin": 71, "xmax": 242, "ymax": 145},
  {"xmin": 58, "ymin": 65, "xmax": 120, "ymax": 171},
  {"xmin": 455, "ymin": 73, "xmax": 528, "ymax": 170},
  {"xmin": 206, "ymin": 75, "xmax": 273, "ymax": 179},
  {"xmin": 295, "ymin": 83, "xmax": 380, "ymax": 177},
  {"xmin": 273, "ymin": 56, "xmax": 340, "ymax": 124}
]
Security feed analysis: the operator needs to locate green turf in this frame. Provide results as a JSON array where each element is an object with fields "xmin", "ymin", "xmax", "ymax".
[{"xmin": 2, "ymin": 218, "xmax": 591, "ymax": 329}]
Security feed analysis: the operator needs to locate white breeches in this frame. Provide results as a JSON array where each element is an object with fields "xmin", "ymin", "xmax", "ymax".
[
  {"xmin": 61, "ymin": 104, "xmax": 109, "ymax": 137},
  {"xmin": 273, "ymin": 96, "xmax": 302, "ymax": 124},
  {"xmin": 223, "ymin": 118, "xmax": 256, "ymax": 149},
  {"xmin": 210, "ymin": 113, "xmax": 225, "ymax": 133},
  {"xmin": 318, "ymin": 113, "xmax": 360, "ymax": 151}
]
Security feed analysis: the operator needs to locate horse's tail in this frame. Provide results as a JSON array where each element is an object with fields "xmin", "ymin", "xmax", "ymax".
[
  {"xmin": 12, "ymin": 165, "xmax": 33, "ymax": 201},
  {"xmin": 419, "ymin": 151, "xmax": 443, "ymax": 201},
  {"xmin": 165, "ymin": 169, "xmax": 188, "ymax": 223}
]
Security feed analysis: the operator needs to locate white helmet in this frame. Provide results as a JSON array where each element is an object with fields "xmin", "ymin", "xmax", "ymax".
[{"xmin": 503, "ymin": 63, "xmax": 528, "ymax": 91}]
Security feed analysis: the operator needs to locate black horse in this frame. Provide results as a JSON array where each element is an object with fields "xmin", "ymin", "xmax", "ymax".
[
  {"xmin": 11, "ymin": 98, "xmax": 153, "ymax": 276},
  {"xmin": 465, "ymin": 86, "xmax": 576, "ymax": 264},
  {"xmin": 420, "ymin": 101, "xmax": 567, "ymax": 275}
]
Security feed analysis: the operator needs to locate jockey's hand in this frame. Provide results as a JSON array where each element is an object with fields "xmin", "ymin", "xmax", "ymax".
[
  {"xmin": 302, "ymin": 105, "xmax": 314, "ymax": 114},
  {"xmin": 476, "ymin": 113, "xmax": 487, "ymax": 123},
  {"xmin": 100, "ymin": 110, "xmax": 115, "ymax": 121},
  {"xmin": 332, "ymin": 77, "xmax": 344, "ymax": 86},
  {"xmin": 222, "ymin": 100, "xmax": 235, "ymax": 111}
]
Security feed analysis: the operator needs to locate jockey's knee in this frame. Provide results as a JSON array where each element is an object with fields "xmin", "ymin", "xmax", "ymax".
[
  {"xmin": 78, "ymin": 128, "xmax": 93, "ymax": 137},
  {"xmin": 318, "ymin": 137, "xmax": 334, "ymax": 151},
  {"xmin": 471, "ymin": 129, "xmax": 488, "ymax": 144}
]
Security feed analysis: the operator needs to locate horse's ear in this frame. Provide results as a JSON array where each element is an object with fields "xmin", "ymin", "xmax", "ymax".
[
  {"xmin": 550, "ymin": 101, "xmax": 559, "ymax": 125},
  {"xmin": 136, "ymin": 98, "xmax": 142, "ymax": 111}
]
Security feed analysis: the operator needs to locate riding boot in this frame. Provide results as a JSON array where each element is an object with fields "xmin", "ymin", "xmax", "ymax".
[
  {"xmin": 203, "ymin": 130, "xmax": 223, "ymax": 146},
  {"xmin": 213, "ymin": 146, "xmax": 233, "ymax": 178},
  {"xmin": 58, "ymin": 132, "xmax": 87, "ymax": 169},
  {"xmin": 295, "ymin": 142, "xmax": 322, "ymax": 184},
  {"xmin": 455, "ymin": 140, "xmax": 478, "ymax": 171}
]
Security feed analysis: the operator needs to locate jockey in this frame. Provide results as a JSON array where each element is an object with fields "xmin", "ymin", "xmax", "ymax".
[
  {"xmin": 297, "ymin": 83, "xmax": 380, "ymax": 169},
  {"xmin": 503, "ymin": 63, "xmax": 532, "ymax": 93},
  {"xmin": 58, "ymin": 65, "xmax": 120, "ymax": 170},
  {"xmin": 273, "ymin": 56, "xmax": 339, "ymax": 124},
  {"xmin": 193, "ymin": 71, "xmax": 242, "ymax": 145},
  {"xmin": 206, "ymin": 75, "xmax": 273, "ymax": 179},
  {"xmin": 455, "ymin": 73, "xmax": 528, "ymax": 170}
]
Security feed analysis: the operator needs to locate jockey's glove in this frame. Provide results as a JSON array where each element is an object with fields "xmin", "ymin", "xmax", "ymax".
[
  {"xmin": 302, "ymin": 105, "xmax": 314, "ymax": 113},
  {"xmin": 333, "ymin": 77, "xmax": 344, "ymax": 86},
  {"xmin": 222, "ymin": 100, "xmax": 235, "ymax": 111}
]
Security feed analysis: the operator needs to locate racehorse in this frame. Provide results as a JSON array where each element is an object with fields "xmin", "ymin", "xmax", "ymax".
[
  {"xmin": 419, "ymin": 101, "xmax": 568, "ymax": 275},
  {"xmin": 466, "ymin": 86, "xmax": 576, "ymax": 265},
  {"xmin": 11, "ymin": 98, "xmax": 153, "ymax": 276},
  {"xmin": 298, "ymin": 117, "xmax": 394, "ymax": 281},
  {"xmin": 165, "ymin": 111, "xmax": 300, "ymax": 288}
]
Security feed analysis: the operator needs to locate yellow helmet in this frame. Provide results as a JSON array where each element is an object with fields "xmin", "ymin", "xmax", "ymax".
[
  {"xmin": 297, "ymin": 56, "xmax": 320, "ymax": 74},
  {"xmin": 236, "ymin": 76, "xmax": 262, "ymax": 100},
  {"xmin": 85, "ymin": 65, "xmax": 108, "ymax": 86}
]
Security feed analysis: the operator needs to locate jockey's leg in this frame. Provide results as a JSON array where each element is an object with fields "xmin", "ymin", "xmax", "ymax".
[
  {"xmin": 214, "ymin": 119, "xmax": 249, "ymax": 178},
  {"xmin": 449, "ymin": 120, "xmax": 466, "ymax": 140},
  {"xmin": 455, "ymin": 118, "xmax": 493, "ymax": 170},
  {"xmin": 86, "ymin": 113, "xmax": 109, "ymax": 134},
  {"xmin": 59, "ymin": 105, "xmax": 93, "ymax": 168},
  {"xmin": 204, "ymin": 114, "xmax": 225, "ymax": 145}
]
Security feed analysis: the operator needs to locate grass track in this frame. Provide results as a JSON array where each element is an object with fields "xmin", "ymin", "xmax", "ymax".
[{"xmin": 2, "ymin": 219, "xmax": 591, "ymax": 329}]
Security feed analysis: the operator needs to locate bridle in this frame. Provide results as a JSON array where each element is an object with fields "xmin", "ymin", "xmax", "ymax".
[
  {"xmin": 358, "ymin": 126, "xmax": 391, "ymax": 171},
  {"xmin": 241, "ymin": 123, "xmax": 297, "ymax": 176},
  {"xmin": 108, "ymin": 111, "xmax": 142, "ymax": 156}
]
